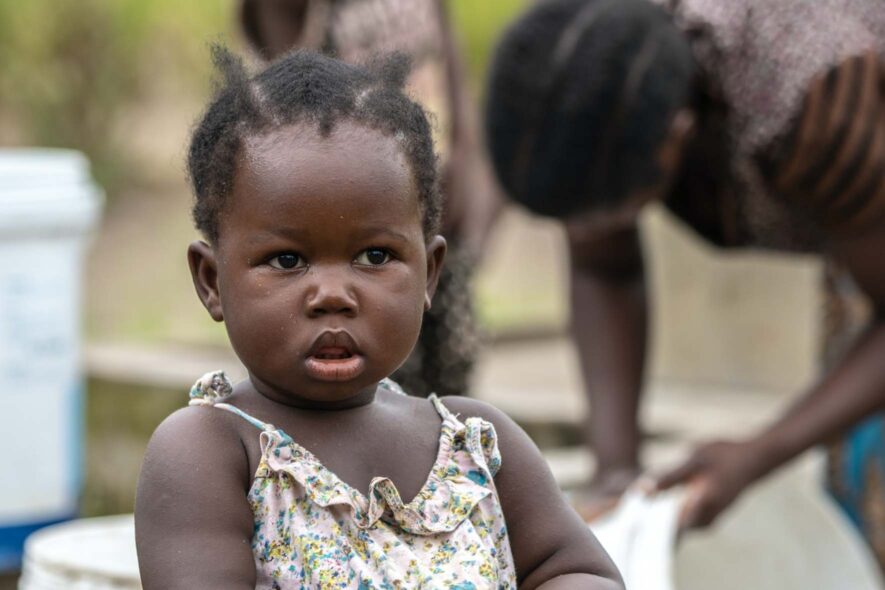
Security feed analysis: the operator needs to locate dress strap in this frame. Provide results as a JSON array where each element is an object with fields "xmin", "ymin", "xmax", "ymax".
[
  {"xmin": 211, "ymin": 402, "xmax": 273, "ymax": 432},
  {"xmin": 187, "ymin": 370, "xmax": 273, "ymax": 433},
  {"xmin": 188, "ymin": 370, "xmax": 234, "ymax": 403},
  {"xmin": 379, "ymin": 377, "xmax": 407, "ymax": 396},
  {"xmin": 428, "ymin": 393, "xmax": 454, "ymax": 421}
]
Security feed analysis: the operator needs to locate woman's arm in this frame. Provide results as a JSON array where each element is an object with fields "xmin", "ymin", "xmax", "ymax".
[
  {"xmin": 568, "ymin": 225, "xmax": 648, "ymax": 500},
  {"xmin": 135, "ymin": 407, "xmax": 257, "ymax": 589},
  {"xmin": 756, "ymin": 231, "xmax": 885, "ymax": 460},
  {"xmin": 657, "ymin": 51, "xmax": 885, "ymax": 528},
  {"xmin": 657, "ymin": 226, "xmax": 885, "ymax": 527},
  {"xmin": 441, "ymin": 397, "xmax": 624, "ymax": 589}
]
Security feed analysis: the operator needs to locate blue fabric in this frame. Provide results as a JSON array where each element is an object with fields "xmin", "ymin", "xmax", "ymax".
[{"xmin": 827, "ymin": 413, "xmax": 885, "ymax": 569}]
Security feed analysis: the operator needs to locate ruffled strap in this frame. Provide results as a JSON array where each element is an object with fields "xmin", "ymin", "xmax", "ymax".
[
  {"xmin": 463, "ymin": 418, "xmax": 502, "ymax": 479},
  {"xmin": 187, "ymin": 370, "xmax": 293, "ymax": 447},
  {"xmin": 188, "ymin": 370, "xmax": 234, "ymax": 404},
  {"xmin": 429, "ymin": 394, "xmax": 502, "ymax": 478}
]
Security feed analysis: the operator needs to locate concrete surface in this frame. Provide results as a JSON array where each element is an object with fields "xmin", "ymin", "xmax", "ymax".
[
  {"xmin": 85, "ymin": 332, "xmax": 795, "ymax": 488},
  {"xmin": 477, "ymin": 204, "xmax": 824, "ymax": 394}
]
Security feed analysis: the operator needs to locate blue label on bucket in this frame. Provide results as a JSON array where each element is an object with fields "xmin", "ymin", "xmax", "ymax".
[
  {"xmin": 0, "ymin": 382, "xmax": 83, "ymax": 571},
  {"xmin": 0, "ymin": 512, "xmax": 77, "ymax": 572},
  {"xmin": 67, "ymin": 381, "xmax": 85, "ymax": 502}
]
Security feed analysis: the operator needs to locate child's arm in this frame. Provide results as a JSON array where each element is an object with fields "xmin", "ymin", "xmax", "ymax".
[
  {"xmin": 441, "ymin": 397, "xmax": 624, "ymax": 590},
  {"xmin": 135, "ymin": 407, "xmax": 257, "ymax": 589}
]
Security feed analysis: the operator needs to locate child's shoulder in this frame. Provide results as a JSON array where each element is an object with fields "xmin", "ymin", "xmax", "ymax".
[
  {"xmin": 142, "ymin": 403, "xmax": 252, "ymax": 486},
  {"xmin": 136, "ymin": 404, "xmax": 258, "ymax": 588},
  {"xmin": 151, "ymin": 402, "xmax": 245, "ymax": 445}
]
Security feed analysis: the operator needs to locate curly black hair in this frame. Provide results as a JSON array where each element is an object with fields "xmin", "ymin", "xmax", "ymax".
[
  {"xmin": 187, "ymin": 46, "xmax": 441, "ymax": 242},
  {"xmin": 485, "ymin": 0, "xmax": 697, "ymax": 218}
]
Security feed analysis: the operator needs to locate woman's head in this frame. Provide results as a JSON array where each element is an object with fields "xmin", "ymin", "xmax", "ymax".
[
  {"xmin": 485, "ymin": 0, "xmax": 695, "ymax": 221},
  {"xmin": 239, "ymin": 0, "xmax": 312, "ymax": 61},
  {"xmin": 186, "ymin": 49, "xmax": 445, "ymax": 406}
]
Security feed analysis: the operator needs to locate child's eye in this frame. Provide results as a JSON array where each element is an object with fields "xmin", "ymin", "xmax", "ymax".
[
  {"xmin": 355, "ymin": 248, "xmax": 391, "ymax": 266},
  {"xmin": 268, "ymin": 253, "xmax": 305, "ymax": 270}
]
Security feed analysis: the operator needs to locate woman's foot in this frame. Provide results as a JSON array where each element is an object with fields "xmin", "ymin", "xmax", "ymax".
[{"xmin": 568, "ymin": 467, "xmax": 642, "ymax": 522}]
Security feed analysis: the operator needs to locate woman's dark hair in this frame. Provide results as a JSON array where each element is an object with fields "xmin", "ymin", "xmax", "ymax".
[
  {"xmin": 187, "ymin": 47, "xmax": 441, "ymax": 242},
  {"xmin": 485, "ymin": 0, "xmax": 697, "ymax": 218}
]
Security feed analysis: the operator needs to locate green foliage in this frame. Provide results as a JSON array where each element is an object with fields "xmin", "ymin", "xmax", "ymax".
[
  {"xmin": 0, "ymin": 0, "xmax": 524, "ymax": 192},
  {"xmin": 0, "ymin": 0, "xmax": 232, "ymax": 191},
  {"xmin": 449, "ymin": 0, "xmax": 526, "ymax": 91}
]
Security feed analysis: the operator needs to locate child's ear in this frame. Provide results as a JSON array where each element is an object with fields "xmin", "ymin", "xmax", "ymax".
[
  {"xmin": 187, "ymin": 240, "xmax": 224, "ymax": 322},
  {"xmin": 423, "ymin": 235, "xmax": 447, "ymax": 311}
]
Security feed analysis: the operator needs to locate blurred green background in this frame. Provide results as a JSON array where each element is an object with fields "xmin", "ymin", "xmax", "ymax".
[
  {"xmin": 0, "ymin": 0, "xmax": 545, "ymax": 347},
  {"xmin": 0, "ymin": 0, "xmax": 523, "ymax": 196}
]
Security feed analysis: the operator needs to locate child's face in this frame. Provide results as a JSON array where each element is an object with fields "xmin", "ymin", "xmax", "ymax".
[{"xmin": 189, "ymin": 121, "xmax": 445, "ymax": 406}]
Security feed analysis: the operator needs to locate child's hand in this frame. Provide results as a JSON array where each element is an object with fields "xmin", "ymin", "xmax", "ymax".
[{"xmin": 652, "ymin": 439, "xmax": 768, "ymax": 529}]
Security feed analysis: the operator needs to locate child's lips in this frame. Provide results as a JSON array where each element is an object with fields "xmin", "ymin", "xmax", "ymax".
[
  {"xmin": 304, "ymin": 353, "xmax": 365, "ymax": 381},
  {"xmin": 305, "ymin": 331, "xmax": 365, "ymax": 381}
]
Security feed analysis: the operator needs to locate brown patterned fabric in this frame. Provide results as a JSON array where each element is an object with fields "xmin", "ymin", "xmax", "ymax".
[
  {"xmin": 325, "ymin": 0, "xmax": 444, "ymax": 64},
  {"xmin": 655, "ymin": 0, "xmax": 885, "ymax": 251},
  {"xmin": 762, "ymin": 52, "xmax": 885, "ymax": 238}
]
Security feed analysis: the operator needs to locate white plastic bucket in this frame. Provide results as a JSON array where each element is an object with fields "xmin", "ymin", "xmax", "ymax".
[
  {"xmin": 591, "ymin": 453, "xmax": 885, "ymax": 590},
  {"xmin": 0, "ymin": 149, "xmax": 103, "ymax": 570},
  {"xmin": 18, "ymin": 515, "xmax": 140, "ymax": 590}
]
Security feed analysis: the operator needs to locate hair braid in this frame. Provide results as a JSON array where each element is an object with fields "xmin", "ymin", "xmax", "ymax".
[{"xmin": 187, "ymin": 46, "xmax": 441, "ymax": 242}]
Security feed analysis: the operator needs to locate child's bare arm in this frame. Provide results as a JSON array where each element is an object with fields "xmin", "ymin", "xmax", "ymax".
[
  {"xmin": 441, "ymin": 397, "xmax": 624, "ymax": 589},
  {"xmin": 135, "ymin": 407, "xmax": 257, "ymax": 589}
]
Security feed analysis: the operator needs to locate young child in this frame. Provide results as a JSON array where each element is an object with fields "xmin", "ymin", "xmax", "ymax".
[{"xmin": 134, "ymin": 48, "xmax": 622, "ymax": 590}]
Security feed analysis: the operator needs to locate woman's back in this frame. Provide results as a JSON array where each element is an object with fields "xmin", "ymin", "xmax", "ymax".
[{"xmin": 661, "ymin": 0, "xmax": 885, "ymax": 250}]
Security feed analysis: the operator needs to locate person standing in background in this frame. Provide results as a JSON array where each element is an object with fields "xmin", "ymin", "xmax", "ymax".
[
  {"xmin": 485, "ymin": 0, "xmax": 885, "ymax": 567},
  {"xmin": 238, "ymin": 0, "xmax": 504, "ymax": 398}
]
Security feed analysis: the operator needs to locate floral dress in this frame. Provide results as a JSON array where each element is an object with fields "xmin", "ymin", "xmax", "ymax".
[{"xmin": 189, "ymin": 372, "xmax": 517, "ymax": 589}]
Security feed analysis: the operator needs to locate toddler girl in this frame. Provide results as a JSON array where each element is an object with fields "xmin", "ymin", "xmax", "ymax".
[{"xmin": 134, "ymin": 48, "xmax": 622, "ymax": 590}]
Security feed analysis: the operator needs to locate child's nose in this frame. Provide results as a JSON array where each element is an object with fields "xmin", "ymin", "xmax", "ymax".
[{"xmin": 304, "ymin": 270, "xmax": 358, "ymax": 318}]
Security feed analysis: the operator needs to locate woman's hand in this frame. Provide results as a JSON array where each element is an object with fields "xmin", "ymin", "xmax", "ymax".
[{"xmin": 653, "ymin": 439, "xmax": 770, "ymax": 529}]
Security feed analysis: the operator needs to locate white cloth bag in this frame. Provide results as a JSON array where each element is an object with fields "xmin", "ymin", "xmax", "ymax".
[{"xmin": 589, "ymin": 454, "xmax": 884, "ymax": 590}]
